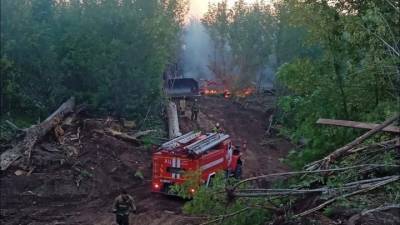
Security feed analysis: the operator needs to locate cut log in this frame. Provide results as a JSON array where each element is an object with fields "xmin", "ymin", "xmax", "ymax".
[
  {"xmin": 166, "ymin": 101, "xmax": 181, "ymax": 139},
  {"xmin": 131, "ymin": 129, "xmax": 157, "ymax": 139},
  {"xmin": 106, "ymin": 128, "xmax": 139, "ymax": 143},
  {"xmin": 94, "ymin": 128, "xmax": 140, "ymax": 144},
  {"xmin": 99, "ymin": 129, "xmax": 155, "ymax": 143},
  {"xmin": 317, "ymin": 118, "xmax": 400, "ymax": 133},
  {"xmin": 0, "ymin": 97, "xmax": 75, "ymax": 170}
]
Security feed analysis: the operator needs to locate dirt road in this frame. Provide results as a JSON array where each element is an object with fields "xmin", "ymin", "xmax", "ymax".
[
  {"xmin": 1, "ymin": 96, "xmax": 292, "ymax": 225},
  {"xmin": 197, "ymin": 97, "xmax": 290, "ymax": 177}
]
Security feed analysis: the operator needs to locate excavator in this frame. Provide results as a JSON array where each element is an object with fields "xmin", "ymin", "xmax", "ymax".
[{"xmin": 164, "ymin": 78, "xmax": 200, "ymax": 98}]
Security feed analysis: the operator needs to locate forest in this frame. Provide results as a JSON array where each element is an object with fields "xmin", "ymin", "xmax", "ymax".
[
  {"xmin": 201, "ymin": 0, "xmax": 399, "ymax": 167},
  {"xmin": 1, "ymin": 0, "xmax": 399, "ymax": 225},
  {"xmin": 1, "ymin": 0, "xmax": 186, "ymax": 125}
]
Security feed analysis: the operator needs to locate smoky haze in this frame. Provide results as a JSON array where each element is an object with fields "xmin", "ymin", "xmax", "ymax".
[{"xmin": 182, "ymin": 19, "xmax": 213, "ymax": 79}]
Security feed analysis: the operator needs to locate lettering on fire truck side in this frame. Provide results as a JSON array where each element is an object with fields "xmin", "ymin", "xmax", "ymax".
[{"xmin": 171, "ymin": 157, "xmax": 181, "ymax": 179}]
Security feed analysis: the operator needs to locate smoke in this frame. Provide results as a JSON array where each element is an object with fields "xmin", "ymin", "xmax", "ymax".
[{"xmin": 182, "ymin": 18, "xmax": 213, "ymax": 79}]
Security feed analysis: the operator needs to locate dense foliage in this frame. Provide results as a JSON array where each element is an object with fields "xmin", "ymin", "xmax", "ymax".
[
  {"xmin": 277, "ymin": 0, "xmax": 399, "ymax": 167},
  {"xmin": 1, "ymin": 0, "xmax": 187, "ymax": 126},
  {"xmin": 173, "ymin": 172, "xmax": 269, "ymax": 225}
]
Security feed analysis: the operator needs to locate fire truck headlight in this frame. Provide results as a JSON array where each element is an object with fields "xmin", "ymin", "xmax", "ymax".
[{"xmin": 154, "ymin": 183, "xmax": 160, "ymax": 189}]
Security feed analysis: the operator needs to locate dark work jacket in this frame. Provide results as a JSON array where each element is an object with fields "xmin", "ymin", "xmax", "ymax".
[{"xmin": 113, "ymin": 194, "xmax": 136, "ymax": 216}]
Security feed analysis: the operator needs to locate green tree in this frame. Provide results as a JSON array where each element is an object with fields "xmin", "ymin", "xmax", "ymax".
[
  {"xmin": 1, "ymin": 0, "xmax": 188, "ymax": 125},
  {"xmin": 276, "ymin": 0, "xmax": 399, "ymax": 167}
]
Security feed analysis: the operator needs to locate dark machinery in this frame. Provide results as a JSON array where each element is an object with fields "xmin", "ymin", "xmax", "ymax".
[{"xmin": 165, "ymin": 78, "xmax": 200, "ymax": 98}]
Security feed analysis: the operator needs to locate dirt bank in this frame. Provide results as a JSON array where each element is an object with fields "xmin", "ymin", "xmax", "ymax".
[{"xmin": 1, "ymin": 96, "xmax": 292, "ymax": 225}]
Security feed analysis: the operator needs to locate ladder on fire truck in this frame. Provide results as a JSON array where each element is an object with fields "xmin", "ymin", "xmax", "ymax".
[
  {"xmin": 161, "ymin": 131, "xmax": 201, "ymax": 150},
  {"xmin": 185, "ymin": 133, "xmax": 230, "ymax": 155}
]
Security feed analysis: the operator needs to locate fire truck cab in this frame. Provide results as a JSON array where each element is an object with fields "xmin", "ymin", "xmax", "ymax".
[{"xmin": 152, "ymin": 131, "xmax": 242, "ymax": 194}]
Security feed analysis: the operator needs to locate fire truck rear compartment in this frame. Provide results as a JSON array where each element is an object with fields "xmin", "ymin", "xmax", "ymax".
[{"xmin": 152, "ymin": 132, "xmax": 241, "ymax": 195}]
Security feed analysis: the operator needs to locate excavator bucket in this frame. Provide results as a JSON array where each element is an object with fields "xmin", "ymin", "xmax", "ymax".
[{"xmin": 165, "ymin": 78, "xmax": 200, "ymax": 98}]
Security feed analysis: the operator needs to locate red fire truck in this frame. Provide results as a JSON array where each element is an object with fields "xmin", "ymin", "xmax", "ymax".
[{"xmin": 152, "ymin": 131, "xmax": 243, "ymax": 194}]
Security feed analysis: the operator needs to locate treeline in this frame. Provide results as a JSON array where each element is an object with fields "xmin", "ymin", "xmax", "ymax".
[
  {"xmin": 1, "ymin": 0, "xmax": 187, "ymax": 125},
  {"xmin": 202, "ymin": 0, "xmax": 276, "ymax": 89},
  {"xmin": 202, "ymin": 0, "xmax": 399, "ymax": 167}
]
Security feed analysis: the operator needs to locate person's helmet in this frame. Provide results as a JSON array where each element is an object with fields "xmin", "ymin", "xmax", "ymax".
[{"xmin": 216, "ymin": 122, "xmax": 220, "ymax": 127}]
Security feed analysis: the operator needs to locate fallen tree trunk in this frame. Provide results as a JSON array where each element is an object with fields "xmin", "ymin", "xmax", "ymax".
[
  {"xmin": 0, "ymin": 97, "xmax": 75, "ymax": 170},
  {"xmin": 232, "ymin": 176, "xmax": 398, "ymax": 197},
  {"xmin": 293, "ymin": 176, "xmax": 399, "ymax": 218},
  {"xmin": 229, "ymin": 164, "xmax": 400, "ymax": 192},
  {"xmin": 317, "ymin": 118, "xmax": 400, "ymax": 133},
  {"xmin": 347, "ymin": 204, "xmax": 400, "ymax": 225},
  {"xmin": 307, "ymin": 113, "xmax": 399, "ymax": 170},
  {"xmin": 94, "ymin": 129, "xmax": 155, "ymax": 144},
  {"xmin": 131, "ymin": 129, "xmax": 156, "ymax": 139},
  {"xmin": 105, "ymin": 129, "xmax": 140, "ymax": 143}
]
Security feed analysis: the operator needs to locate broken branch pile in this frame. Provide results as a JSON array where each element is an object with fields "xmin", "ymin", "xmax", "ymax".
[
  {"xmin": 216, "ymin": 114, "xmax": 400, "ymax": 225},
  {"xmin": 1, "ymin": 97, "xmax": 76, "ymax": 170},
  {"xmin": 0, "ymin": 98, "xmax": 157, "ymax": 172}
]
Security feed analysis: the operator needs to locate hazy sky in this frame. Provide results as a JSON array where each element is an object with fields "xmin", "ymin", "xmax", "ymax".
[{"xmin": 188, "ymin": 0, "xmax": 270, "ymax": 19}]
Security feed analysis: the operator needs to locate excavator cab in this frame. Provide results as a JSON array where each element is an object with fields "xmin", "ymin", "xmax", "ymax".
[{"xmin": 165, "ymin": 78, "xmax": 200, "ymax": 98}]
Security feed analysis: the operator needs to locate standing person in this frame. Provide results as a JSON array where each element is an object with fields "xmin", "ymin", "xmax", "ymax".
[
  {"xmin": 191, "ymin": 99, "xmax": 199, "ymax": 121},
  {"xmin": 212, "ymin": 122, "xmax": 223, "ymax": 133},
  {"xmin": 113, "ymin": 188, "xmax": 136, "ymax": 225}
]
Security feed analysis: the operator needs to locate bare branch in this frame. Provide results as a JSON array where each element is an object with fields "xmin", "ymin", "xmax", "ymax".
[
  {"xmin": 362, "ymin": 204, "xmax": 400, "ymax": 215},
  {"xmin": 360, "ymin": 24, "xmax": 400, "ymax": 57},
  {"xmin": 293, "ymin": 176, "xmax": 399, "ymax": 218},
  {"xmin": 229, "ymin": 164, "xmax": 399, "ymax": 191},
  {"xmin": 348, "ymin": 138, "xmax": 399, "ymax": 154},
  {"xmin": 384, "ymin": 0, "xmax": 400, "ymax": 13},
  {"xmin": 199, "ymin": 207, "xmax": 250, "ymax": 225},
  {"xmin": 5, "ymin": 120, "xmax": 22, "ymax": 131},
  {"xmin": 306, "ymin": 114, "xmax": 399, "ymax": 170},
  {"xmin": 347, "ymin": 204, "xmax": 400, "ymax": 225},
  {"xmin": 232, "ymin": 176, "xmax": 399, "ymax": 197}
]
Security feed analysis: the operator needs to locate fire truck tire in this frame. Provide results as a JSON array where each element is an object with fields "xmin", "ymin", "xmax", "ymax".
[{"xmin": 234, "ymin": 163, "xmax": 242, "ymax": 179}]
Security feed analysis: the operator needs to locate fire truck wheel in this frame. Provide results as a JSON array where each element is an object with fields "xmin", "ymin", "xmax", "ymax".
[{"xmin": 234, "ymin": 164, "xmax": 242, "ymax": 179}]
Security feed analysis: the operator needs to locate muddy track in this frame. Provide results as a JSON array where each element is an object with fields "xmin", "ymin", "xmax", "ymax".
[
  {"xmin": 196, "ymin": 97, "xmax": 290, "ymax": 177},
  {"xmin": 1, "ymin": 96, "xmax": 292, "ymax": 225}
]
